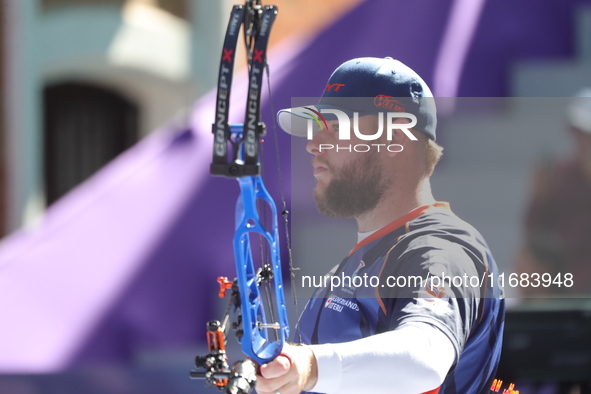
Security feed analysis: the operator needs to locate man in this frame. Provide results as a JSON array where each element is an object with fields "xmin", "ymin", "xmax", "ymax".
[
  {"xmin": 516, "ymin": 89, "xmax": 591, "ymax": 296},
  {"xmin": 256, "ymin": 57, "xmax": 505, "ymax": 394}
]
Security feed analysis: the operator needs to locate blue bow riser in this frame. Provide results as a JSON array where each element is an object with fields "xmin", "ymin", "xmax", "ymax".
[{"xmin": 233, "ymin": 172, "xmax": 290, "ymax": 364}]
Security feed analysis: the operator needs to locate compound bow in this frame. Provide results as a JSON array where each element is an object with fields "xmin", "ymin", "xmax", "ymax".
[{"xmin": 190, "ymin": 2, "xmax": 291, "ymax": 393}]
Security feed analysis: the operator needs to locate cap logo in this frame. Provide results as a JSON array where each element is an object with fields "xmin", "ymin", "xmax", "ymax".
[
  {"xmin": 303, "ymin": 106, "xmax": 329, "ymax": 132},
  {"xmin": 326, "ymin": 83, "xmax": 345, "ymax": 92},
  {"xmin": 374, "ymin": 95, "xmax": 406, "ymax": 112}
]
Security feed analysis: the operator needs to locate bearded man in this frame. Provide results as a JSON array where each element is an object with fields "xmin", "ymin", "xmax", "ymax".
[{"xmin": 256, "ymin": 57, "xmax": 505, "ymax": 394}]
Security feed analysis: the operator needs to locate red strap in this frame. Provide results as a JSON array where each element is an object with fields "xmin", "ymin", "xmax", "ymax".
[
  {"xmin": 422, "ymin": 388, "xmax": 440, "ymax": 394},
  {"xmin": 279, "ymin": 352, "xmax": 293, "ymax": 366}
]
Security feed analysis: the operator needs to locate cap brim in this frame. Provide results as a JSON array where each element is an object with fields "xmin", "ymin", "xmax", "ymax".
[
  {"xmin": 277, "ymin": 105, "xmax": 358, "ymax": 137},
  {"xmin": 277, "ymin": 106, "xmax": 318, "ymax": 137}
]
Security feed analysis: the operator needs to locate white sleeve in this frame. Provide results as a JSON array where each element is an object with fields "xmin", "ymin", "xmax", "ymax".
[{"xmin": 309, "ymin": 322, "xmax": 456, "ymax": 394}]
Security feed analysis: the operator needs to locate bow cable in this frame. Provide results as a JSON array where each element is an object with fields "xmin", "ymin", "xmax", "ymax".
[{"xmin": 263, "ymin": 61, "xmax": 302, "ymax": 344}]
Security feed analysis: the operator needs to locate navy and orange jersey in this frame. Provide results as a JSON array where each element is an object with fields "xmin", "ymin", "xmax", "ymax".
[{"xmin": 297, "ymin": 202, "xmax": 505, "ymax": 394}]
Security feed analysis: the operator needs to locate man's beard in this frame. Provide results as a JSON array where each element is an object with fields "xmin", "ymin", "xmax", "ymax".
[{"xmin": 314, "ymin": 153, "xmax": 387, "ymax": 218}]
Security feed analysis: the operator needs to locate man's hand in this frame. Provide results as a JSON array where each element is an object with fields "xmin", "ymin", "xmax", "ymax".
[{"xmin": 255, "ymin": 344, "xmax": 318, "ymax": 394}]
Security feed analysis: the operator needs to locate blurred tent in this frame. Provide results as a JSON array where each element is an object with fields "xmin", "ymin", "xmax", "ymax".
[{"xmin": 0, "ymin": 0, "xmax": 589, "ymax": 374}]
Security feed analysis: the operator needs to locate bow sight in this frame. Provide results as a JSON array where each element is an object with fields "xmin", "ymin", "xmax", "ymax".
[{"xmin": 190, "ymin": 1, "xmax": 289, "ymax": 393}]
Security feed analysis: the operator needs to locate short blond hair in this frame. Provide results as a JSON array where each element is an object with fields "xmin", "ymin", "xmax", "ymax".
[{"xmin": 416, "ymin": 130, "xmax": 443, "ymax": 176}]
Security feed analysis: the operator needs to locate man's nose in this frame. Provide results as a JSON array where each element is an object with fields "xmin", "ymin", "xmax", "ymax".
[
  {"xmin": 306, "ymin": 129, "xmax": 325, "ymax": 155},
  {"xmin": 306, "ymin": 122, "xmax": 335, "ymax": 155}
]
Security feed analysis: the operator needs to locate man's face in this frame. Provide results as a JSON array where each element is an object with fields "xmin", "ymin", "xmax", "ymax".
[{"xmin": 306, "ymin": 115, "xmax": 387, "ymax": 218}]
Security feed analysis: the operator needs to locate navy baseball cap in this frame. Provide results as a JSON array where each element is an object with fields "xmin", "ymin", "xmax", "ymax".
[{"xmin": 277, "ymin": 57, "xmax": 437, "ymax": 140}]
